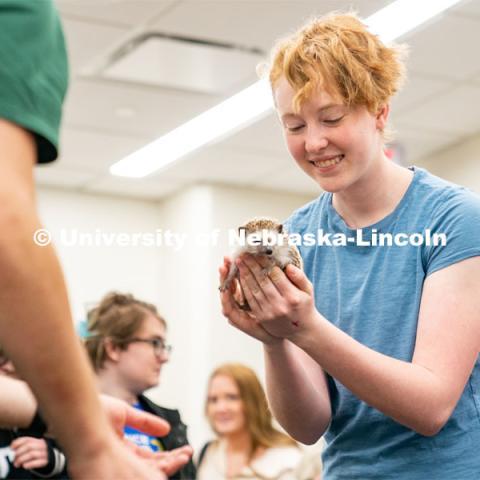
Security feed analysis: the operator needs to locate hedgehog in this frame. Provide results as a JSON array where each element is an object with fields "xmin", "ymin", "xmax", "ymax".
[{"xmin": 219, "ymin": 217, "xmax": 303, "ymax": 308}]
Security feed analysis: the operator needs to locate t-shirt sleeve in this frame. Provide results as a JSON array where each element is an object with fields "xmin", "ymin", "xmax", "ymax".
[
  {"xmin": 423, "ymin": 189, "xmax": 480, "ymax": 276},
  {"xmin": 0, "ymin": 0, "xmax": 69, "ymax": 163}
]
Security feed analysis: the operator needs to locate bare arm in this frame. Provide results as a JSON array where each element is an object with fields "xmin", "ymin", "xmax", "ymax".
[
  {"xmin": 0, "ymin": 119, "xmax": 115, "ymax": 456},
  {"xmin": 220, "ymin": 256, "xmax": 331, "ymax": 443},
  {"xmin": 239, "ymin": 255, "xmax": 480, "ymax": 436},
  {"xmin": 292, "ymin": 257, "xmax": 480, "ymax": 435},
  {"xmin": 0, "ymin": 376, "xmax": 36, "ymax": 428},
  {"xmin": 0, "ymin": 120, "xmax": 168, "ymax": 479},
  {"xmin": 264, "ymin": 340, "xmax": 331, "ymax": 444}
]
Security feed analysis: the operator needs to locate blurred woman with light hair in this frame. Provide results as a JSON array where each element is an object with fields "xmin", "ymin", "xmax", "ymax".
[{"xmin": 197, "ymin": 363, "xmax": 316, "ymax": 479}]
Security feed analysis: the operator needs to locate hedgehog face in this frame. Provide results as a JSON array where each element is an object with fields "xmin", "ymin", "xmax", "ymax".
[{"xmin": 238, "ymin": 218, "xmax": 288, "ymax": 256}]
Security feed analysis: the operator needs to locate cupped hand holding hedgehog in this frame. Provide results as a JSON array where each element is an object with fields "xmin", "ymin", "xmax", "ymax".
[
  {"xmin": 219, "ymin": 217, "xmax": 303, "ymax": 310},
  {"xmin": 219, "ymin": 216, "xmax": 318, "ymax": 340}
]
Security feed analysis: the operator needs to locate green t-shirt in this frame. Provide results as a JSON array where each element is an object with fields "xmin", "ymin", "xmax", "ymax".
[{"xmin": 0, "ymin": 0, "xmax": 69, "ymax": 163}]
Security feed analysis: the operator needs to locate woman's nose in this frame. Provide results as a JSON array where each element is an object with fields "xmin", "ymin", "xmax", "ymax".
[{"xmin": 305, "ymin": 125, "xmax": 329, "ymax": 154}]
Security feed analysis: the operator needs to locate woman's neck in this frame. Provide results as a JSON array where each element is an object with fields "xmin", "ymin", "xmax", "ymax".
[
  {"xmin": 222, "ymin": 430, "xmax": 254, "ymax": 477},
  {"xmin": 96, "ymin": 369, "xmax": 138, "ymax": 404},
  {"xmin": 332, "ymin": 157, "xmax": 413, "ymax": 228},
  {"xmin": 223, "ymin": 429, "xmax": 252, "ymax": 454}
]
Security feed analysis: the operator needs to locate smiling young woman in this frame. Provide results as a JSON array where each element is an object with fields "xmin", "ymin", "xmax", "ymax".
[{"xmin": 220, "ymin": 11, "xmax": 480, "ymax": 480}]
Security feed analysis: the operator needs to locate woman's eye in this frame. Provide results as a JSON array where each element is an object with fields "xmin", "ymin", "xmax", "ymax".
[
  {"xmin": 324, "ymin": 116, "xmax": 344, "ymax": 125},
  {"xmin": 286, "ymin": 125, "xmax": 304, "ymax": 132}
]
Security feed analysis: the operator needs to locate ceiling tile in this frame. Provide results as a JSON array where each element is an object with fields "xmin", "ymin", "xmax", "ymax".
[
  {"xmin": 61, "ymin": 18, "xmax": 128, "ymax": 75},
  {"xmin": 391, "ymin": 74, "xmax": 453, "ymax": 114},
  {"xmin": 56, "ymin": 0, "xmax": 177, "ymax": 27},
  {"xmin": 63, "ymin": 78, "xmax": 220, "ymax": 138},
  {"xmin": 224, "ymin": 112, "xmax": 286, "ymax": 156},
  {"xmin": 151, "ymin": 0, "xmax": 388, "ymax": 52},
  {"xmin": 450, "ymin": 0, "xmax": 480, "ymax": 20},
  {"xmin": 403, "ymin": 13, "xmax": 480, "ymax": 81},
  {"xmin": 147, "ymin": 145, "xmax": 284, "ymax": 185},
  {"xmin": 102, "ymin": 34, "xmax": 263, "ymax": 95},
  {"xmin": 393, "ymin": 85, "xmax": 480, "ymax": 137},
  {"xmin": 57, "ymin": 127, "xmax": 150, "ymax": 173}
]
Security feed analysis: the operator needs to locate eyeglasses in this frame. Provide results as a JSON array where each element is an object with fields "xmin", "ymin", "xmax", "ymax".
[{"xmin": 127, "ymin": 337, "xmax": 173, "ymax": 356}]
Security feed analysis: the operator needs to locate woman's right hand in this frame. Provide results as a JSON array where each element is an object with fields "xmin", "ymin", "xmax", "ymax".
[
  {"xmin": 219, "ymin": 256, "xmax": 284, "ymax": 346},
  {"xmin": 11, "ymin": 436, "xmax": 49, "ymax": 470}
]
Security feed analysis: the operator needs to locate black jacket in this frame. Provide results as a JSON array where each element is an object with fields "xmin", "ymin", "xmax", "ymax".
[{"xmin": 138, "ymin": 395, "xmax": 196, "ymax": 480}]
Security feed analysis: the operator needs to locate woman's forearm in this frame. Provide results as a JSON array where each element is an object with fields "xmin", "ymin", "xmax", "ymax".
[
  {"xmin": 264, "ymin": 339, "xmax": 331, "ymax": 444},
  {"xmin": 0, "ymin": 376, "xmax": 36, "ymax": 428}
]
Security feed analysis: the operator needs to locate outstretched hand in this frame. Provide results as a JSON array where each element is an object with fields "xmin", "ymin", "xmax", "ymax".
[
  {"xmin": 68, "ymin": 395, "xmax": 191, "ymax": 480},
  {"xmin": 100, "ymin": 394, "xmax": 170, "ymax": 439},
  {"xmin": 152, "ymin": 445, "xmax": 193, "ymax": 475}
]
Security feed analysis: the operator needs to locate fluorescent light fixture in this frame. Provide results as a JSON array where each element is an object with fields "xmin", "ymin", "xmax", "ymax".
[
  {"xmin": 111, "ymin": 0, "xmax": 462, "ymax": 178},
  {"xmin": 111, "ymin": 79, "xmax": 273, "ymax": 177},
  {"xmin": 365, "ymin": 0, "xmax": 462, "ymax": 43}
]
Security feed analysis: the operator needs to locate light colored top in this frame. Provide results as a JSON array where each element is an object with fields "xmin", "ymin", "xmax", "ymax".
[{"xmin": 197, "ymin": 440, "xmax": 304, "ymax": 480}]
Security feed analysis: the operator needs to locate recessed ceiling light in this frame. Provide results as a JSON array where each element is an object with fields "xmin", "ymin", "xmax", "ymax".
[{"xmin": 102, "ymin": 33, "xmax": 263, "ymax": 95}]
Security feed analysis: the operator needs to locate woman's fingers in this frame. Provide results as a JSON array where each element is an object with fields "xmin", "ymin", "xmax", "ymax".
[
  {"xmin": 13, "ymin": 449, "xmax": 47, "ymax": 468},
  {"xmin": 154, "ymin": 446, "xmax": 193, "ymax": 476},
  {"xmin": 17, "ymin": 457, "xmax": 48, "ymax": 469}
]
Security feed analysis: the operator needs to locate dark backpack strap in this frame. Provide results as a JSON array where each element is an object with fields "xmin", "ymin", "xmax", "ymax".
[{"xmin": 197, "ymin": 441, "xmax": 212, "ymax": 468}]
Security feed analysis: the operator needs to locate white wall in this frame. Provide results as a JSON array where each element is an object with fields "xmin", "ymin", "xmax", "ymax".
[
  {"xmin": 418, "ymin": 132, "xmax": 480, "ymax": 193},
  {"xmin": 37, "ymin": 188, "xmax": 163, "ymax": 320}
]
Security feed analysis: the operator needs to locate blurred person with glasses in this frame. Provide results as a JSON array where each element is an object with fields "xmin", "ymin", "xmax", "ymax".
[{"xmin": 84, "ymin": 292, "xmax": 195, "ymax": 480}]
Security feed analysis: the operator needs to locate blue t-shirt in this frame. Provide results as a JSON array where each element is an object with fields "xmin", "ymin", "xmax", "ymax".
[
  {"xmin": 286, "ymin": 167, "xmax": 480, "ymax": 479},
  {"xmin": 124, "ymin": 403, "xmax": 163, "ymax": 453}
]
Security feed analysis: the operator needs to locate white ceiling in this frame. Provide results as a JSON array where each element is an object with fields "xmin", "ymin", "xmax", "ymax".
[{"xmin": 38, "ymin": 0, "xmax": 480, "ymax": 200}]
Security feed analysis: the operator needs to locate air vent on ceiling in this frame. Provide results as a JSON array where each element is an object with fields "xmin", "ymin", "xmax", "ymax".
[{"xmin": 99, "ymin": 33, "xmax": 265, "ymax": 95}]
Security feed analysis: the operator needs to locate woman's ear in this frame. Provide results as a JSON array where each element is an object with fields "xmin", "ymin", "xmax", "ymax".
[
  {"xmin": 103, "ymin": 337, "xmax": 122, "ymax": 362},
  {"xmin": 376, "ymin": 104, "xmax": 390, "ymax": 131}
]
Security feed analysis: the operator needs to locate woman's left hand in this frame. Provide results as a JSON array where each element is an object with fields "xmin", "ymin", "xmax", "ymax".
[{"xmin": 237, "ymin": 254, "xmax": 318, "ymax": 339}]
